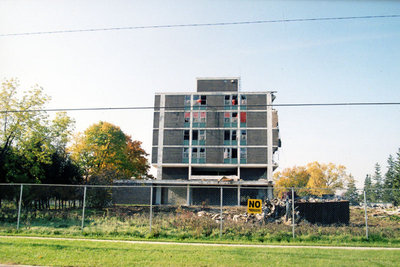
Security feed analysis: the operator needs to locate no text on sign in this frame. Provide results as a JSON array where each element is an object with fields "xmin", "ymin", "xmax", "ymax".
[{"xmin": 247, "ymin": 199, "xmax": 262, "ymax": 214}]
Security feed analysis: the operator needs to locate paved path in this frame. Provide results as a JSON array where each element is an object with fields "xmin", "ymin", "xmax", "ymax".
[{"xmin": 1, "ymin": 235, "xmax": 400, "ymax": 250}]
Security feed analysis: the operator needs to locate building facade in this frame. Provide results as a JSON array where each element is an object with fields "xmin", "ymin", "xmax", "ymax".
[{"xmin": 152, "ymin": 78, "xmax": 280, "ymax": 183}]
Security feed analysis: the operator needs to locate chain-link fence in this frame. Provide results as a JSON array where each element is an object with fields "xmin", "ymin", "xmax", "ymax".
[{"xmin": 1, "ymin": 183, "xmax": 399, "ymax": 241}]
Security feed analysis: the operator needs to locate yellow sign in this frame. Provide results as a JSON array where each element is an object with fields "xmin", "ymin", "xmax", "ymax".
[{"xmin": 247, "ymin": 199, "xmax": 262, "ymax": 214}]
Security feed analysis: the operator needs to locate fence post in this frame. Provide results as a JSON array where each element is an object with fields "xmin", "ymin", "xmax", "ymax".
[
  {"xmin": 220, "ymin": 186, "xmax": 223, "ymax": 238},
  {"xmin": 81, "ymin": 185, "xmax": 87, "ymax": 230},
  {"xmin": 291, "ymin": 187, "xmax": 295, "ymax": 239},
  {"xmin": 363, "ymin": 189, "xmax": 369, "ymax": 239},
  {"xmin": 17, "ymin": 184, "xmax": 23, "ymax": 230},
  {"xmin": 150, "ymin": 185, "xmax": 153, "ymax": 233}
]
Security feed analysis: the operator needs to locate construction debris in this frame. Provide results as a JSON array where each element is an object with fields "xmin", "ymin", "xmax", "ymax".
[{"xmin": 196, "ymin": 198, "xmax": 301, "ymax": 224}]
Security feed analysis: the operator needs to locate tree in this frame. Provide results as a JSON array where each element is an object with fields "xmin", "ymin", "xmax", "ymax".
[
  {"xmin": 273, "ymin": 166, "xmax": 309, "ymax": 198},
  {"xmin": 364, "ymin": 174, "xmax": 373, "ymax": 202},
  {"xmin": 371, "ymin": 163, "xmax": 384, "ymax": 202},
  {"xmin": 383, "ymin": 155, "xmax": 395, "ymax": 203},
  {"xmin": 393, "ymin": 148, "xmax": 400, "ymax": 205},
  {"xmin": 69, "ymin": 121, "xmax": 150, "ymax": 182},
  {"xmin": 306, "ymin": 162, "xmax": 348, "ymax": 196},
  {"xmin": 342, "ymin": 174, "xmax": 360, "ymax": 205},
  {"xmin": 0, "ymin": 79, "xmax": 76, "ymax": 184},
  {"xmin": 274, "ymin": 162, "xmax": 349, "ymax": 197}
]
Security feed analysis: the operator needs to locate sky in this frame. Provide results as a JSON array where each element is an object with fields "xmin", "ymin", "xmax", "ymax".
[{"xmin": 1, "ymin": 0, "xmax": 399, "ymax": 187}]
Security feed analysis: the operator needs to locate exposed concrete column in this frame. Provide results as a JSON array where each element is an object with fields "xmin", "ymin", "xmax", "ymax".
[
  {"xmin": 266, "ymin": 93, "xmax": 273, "ymax": 181},
  {"xmin": 186, "ymin": 184, "xmax": 191, "ymax": 206},
  {"xmin": 155, "ymin": 186, "xmax": 161, "ymax": 205},
  {"xmin": 237, "ymin": 185, "xmax": 241, "ymax": 206},
  {"xmin": 267, "ymin": 186, "xmax": 274, "ymax": 200},
  {"xmin": 188, "ymin": 94, "xmax": 193, "ymax": 180},
  {"xmin": 237, "ymin": 93, "xmax": 241, "ymax": 181},
  {"xmin": 156, "ymin": 95, "xmax": 165, "ymax": 204},
  {"xmin": 157, "ymin": 94, "xmax": 165, "ymax": 180}
]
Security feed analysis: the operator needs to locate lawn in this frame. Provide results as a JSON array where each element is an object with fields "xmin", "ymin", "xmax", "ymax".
[
  {"xmin": 1, "ymin": 204, "xmax": 400, "ymax": 247},
  {"xmin": 0, "ymin": 237, "xmax": 399, "ymax": 267}
]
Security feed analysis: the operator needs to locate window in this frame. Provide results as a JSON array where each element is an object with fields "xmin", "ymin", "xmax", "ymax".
[
  {"xmin": 223, "ymin": 148, "xmax": 237, "ymax": 158},
  {"xmin": 200, "ymin": 112, "xmax": 206, "ymax": 122},
  {"xmin": 201, "ymin": 95, "xmax": 206, "ymax": 105},
  {"xmin": 224, "ymin": 112, "xmax": 230, "ymax": 123},
  {"xmin": 224, "ymin": 148, "xmax": 237, "ymax": 163},
  {"xmin": 183, "ymin": 148, "xmax": 189, "ymax": 163},
  {"xmin": 231, "ymin": 130, "xmax": 237, "ymax": 141},
  {"xmin": 224, "ymin": 130, "xmax": 230, "ymax": 141},
  {"xmin": 184, "ymin": 95, "xmax": 191, "ymax": 106},
  {"xmin": 232, "ymin": 148, "xmax": 237, "ymax": 159},
  {"xmin": 241, "ymin": 130, "xmax": 247, "ymax": 141},
  {"xmin": 224, "ymin": 95, "xmax": 230, "ymax": 105},
  {"xmin": 184, "ymin": 130, "xmax": 190, "ymax": 145},
  {"xmin": 193, "ymin": 112, "xmax": 206, "ymax": 126},
  {"xmin": 184, "ymin": 112, "xmax": 190, "ymax": 125},
  {"xmin": 199, "ymin": 148, "xmax": 206, "ymax": 158},
  {"xmin": 240, "ymin": 95, "xmax": 247, "ymax": 105},
  {"xmin": 224, "ymin": 112, "xmax": 238, "ymax": 127},
  {"xmin": 192, "ymin": 147, "xmax": 206, "ymax": 163},
  {"xmin": 199, "ymin": 130, "xmax": 205, "ymax": 141},
  {"xmin": 240, "ymin": 112, "xmax": 246, "ymax": 123},
  {"xmin": 192, "ymin": 130, "xmax": 205, "ymax": 145},
  {"xmin": 184, "ymin": 130, "xmax": 190, "ymax": 140},
  {"xmin": 225, "ymin": 95, "xmax": 238, "ymax": 105},
  {"xmin": 192, "ymin": 148, "xmax": 198, "ymax": 158},
  {"xmin": 240, "ymin": 148, "xmax": 247, "ymax": 163},
  {"xmin": 224, "ymin": 130, "xmax": 237, "ymax": 145},
  {"xmin": 192, "ymin": 130, "xmax": 198, "ymax": 140},
  {"xmin": 225, "ymin": 95, "xmax": 238, "ymax": 110},
  {"xmin": 183, "ymin": 148, "xmax": 189, "ymax": 158},
  {"xmin": 193, "ymin": 95, "xmax": 206, "ymax": 106},
  {"xmin": 183, "ymin": 130, "xmax": 190, "ymax": 142},
  {"xmin": 232, "ymin": 112, "xmax": 238, "ymax": 123},
  {"xmin": 223, "ymin": 148, "xmax": 231, "ymax": 159},
  {"xmin": 232, "ymin": 95, "xmax": 238, "ymax": 106}
]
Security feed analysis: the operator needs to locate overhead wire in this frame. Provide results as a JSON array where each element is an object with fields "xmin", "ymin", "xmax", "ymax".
[
  {"xmin": 1, "ymin": 14, "xmax": 399, "ymax": 37},
  {"xmin": 0, "ymin": 102, "xmax": 399, "ymax": 114}
]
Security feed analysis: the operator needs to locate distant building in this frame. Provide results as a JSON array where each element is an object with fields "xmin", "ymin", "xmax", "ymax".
[{"xmin": 152, "ymin": 77, "xmax": 281, "ymax": 184}]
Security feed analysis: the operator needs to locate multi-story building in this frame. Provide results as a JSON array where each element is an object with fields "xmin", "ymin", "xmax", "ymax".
[{"xmin": 152, "ymin": 78, "xmax": 280, "ymax": 184}]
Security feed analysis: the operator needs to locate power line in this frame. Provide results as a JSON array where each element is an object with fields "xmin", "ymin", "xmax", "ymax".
[
  {"xmin": 0, "ymin": 102, "xmax": 399, "ymax": 114},
  {"xmin": 1, "ymin": 14, "xmax": 399, "ymax": 37}
]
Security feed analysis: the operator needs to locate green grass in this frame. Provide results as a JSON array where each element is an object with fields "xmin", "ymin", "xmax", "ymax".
[
  {"xmin": 0, "ymin": 237, "xmax": 399, "ymax": 267},
  {"xmin": 1, "ymin": 205, "xmax": 400, "ymax": 247}
]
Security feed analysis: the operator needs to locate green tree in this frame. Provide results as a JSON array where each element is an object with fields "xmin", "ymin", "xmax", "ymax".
[
  {"xmin": 364, "ymin": 174, "xmax": 373, "ymax": 202},
  {"xmin": 0, "ymin": 79, "xmax": 75, "ymax": 184},
  {"xmin": 393, "ymin": 148, "xmax": 400, "ymax": 205},
  {"xmin": 383, "ymin": 155, "xmax": 396, "ymax": 203},
  {"xmin": 371, "ymin": 163, "xmax": 383, "ymax": 202},
  {"xmin": 69, "ymin": 121, "xmax": 150, "ymax": 182},
  {"xmin": 342, "ymin": 174, "xmax": 360, "ymax": 205}
]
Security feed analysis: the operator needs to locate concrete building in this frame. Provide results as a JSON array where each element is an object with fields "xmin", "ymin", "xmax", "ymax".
[{"xmin": 149, "ymin": 78, "xmax": 281, "ymax": 205}]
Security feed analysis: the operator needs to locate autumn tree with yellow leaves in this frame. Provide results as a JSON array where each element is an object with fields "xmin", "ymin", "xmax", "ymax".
[
  {"xmin": 274, "ymin": 161, "xmax": 349, "ymax": 197},
  {"xmin": 69, "ymin": 121, "xmax": 150, "ymax": 183}
]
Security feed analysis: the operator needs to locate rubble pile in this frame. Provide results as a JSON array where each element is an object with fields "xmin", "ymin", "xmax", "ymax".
[
  {"xmin": 370, "ymin": 207, "xmax": 400, "ymax": 218},
  {"xmin": 196, "ymin": 198, "xmax": 301, "ymax": 225}
]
